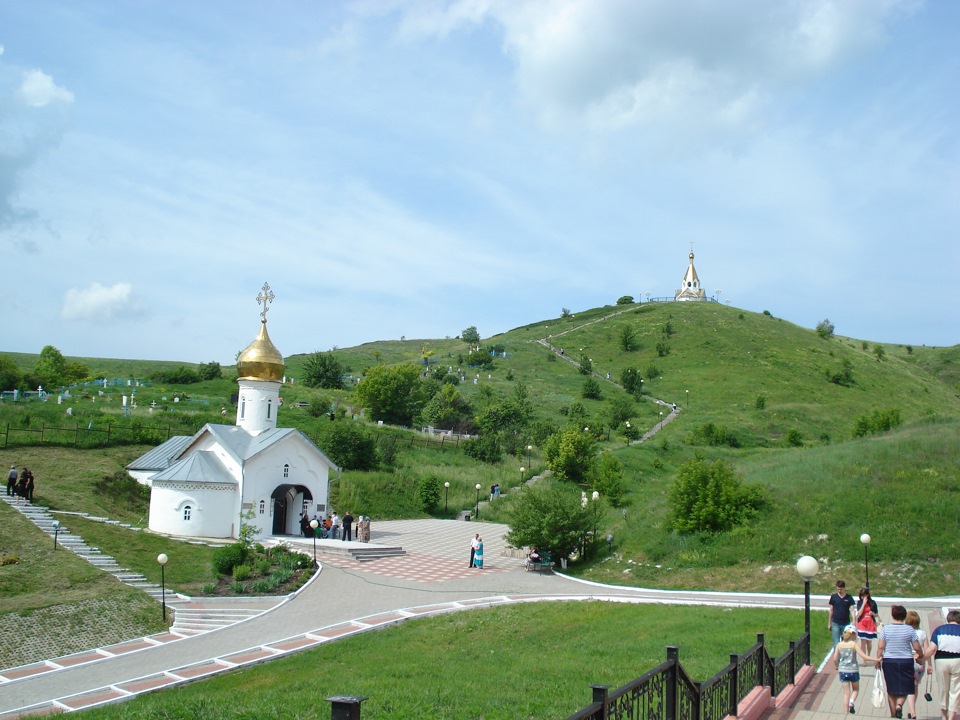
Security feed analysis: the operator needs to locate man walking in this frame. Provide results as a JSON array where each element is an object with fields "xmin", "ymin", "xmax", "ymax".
[
  {"xmin": 6, "ymin": 466, "xmax": 16, "ymax": 496},
  {"xmin": 828, "ymin": 580, "xmax": 856, "ymax": 647},
  {"xmin": 341, "ymin": 511, "xmax": 354, "ymax": 542}
]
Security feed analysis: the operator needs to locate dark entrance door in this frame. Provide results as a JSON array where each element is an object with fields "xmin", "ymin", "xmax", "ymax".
[{"xmin": 271, "ymin": 484, "xmax": 314, "ymax": 535}]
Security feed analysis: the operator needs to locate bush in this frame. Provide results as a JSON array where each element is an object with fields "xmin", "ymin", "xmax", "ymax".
[
  {"xmin": 252, "ymin": 580, "xmax": 272, "ymax": 593},
  {"xmin": 302, "ymin": 351, "xmax": 346, "ymax": 390},
  {"xmin": 232, "ymin": 564, "xmax": 251, "ymax": 581},
  {"xmin": 827, "ymin": 359, "xmax": 855, "ymax": 387},
  {"xmin": 688, "ymin": 422, "xmax": 740, "ymax": 448},
  {"xmin": 656, "ymin": 342, "xmax": 670, "ymax": 358},
  {"xmin": 616, "ymin": 295, "xmax": 634, "ymax": 305},
  {"xmin": 315, "ymin": 422, "xmax": 377, "ymax": 470},
  {"xmin": 581, "ymin": 378, "xmax": 602, "ymax": 400},
  {"xmin": 212, "ymin": 543, "xmax": 248, "ymax": 576},
  {"xmin": 418, "ymin": 475, "xmax": 441, "ymax": 512},
  {"xmin": 754, "ymin": 394, "xmax": 766, "ymax": 410},
  {"xmin": 816, "ymin": 319, "xmax": 835, "ymax": 339},
  {"xmin": 853, "ymin": 408, "xmax": 903, "ymax": 437},
  {"xmin": 668, "ymin": 458, "xmax": 768, "ymax": 534},
  {"xmin": 785, "ymin": 428, "xmax": 803, "ymax": 447},
  {"xmin": 874, "ymin": 345, "xmax": 886, "ymax": 360},
  {"xmin": 462, "ymin": 435, "xmax": 503, "ymax": 464},
  {"xmin": 256, "ymin": 559, "xmax": 272, "ymax": 575},
  {"xmin": 230, "ymin": 581, "xmax": 248, "ymax": 594},
  {"xmin": 94, "ymin": 470, "xmax": 150, "ymax": 510},
  {"xmin": 618, "ymin": 325, "xmax": 638, "ymax": 351},
  {"xmin": 620, "ymin": 367, "xmax": 642, "ymax": 396},
  {"xmin": 646, "ymin": 365, "xmax": 660, "ymax": 380},
  {"xmin": 578, "ymin": 354, "xmax": 592, "ymax": 375}
]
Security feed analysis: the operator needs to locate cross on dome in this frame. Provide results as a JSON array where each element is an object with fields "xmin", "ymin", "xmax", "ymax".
[{"xmin": 257, "ymin": 282, "xmax": 275, "ymax": 323}]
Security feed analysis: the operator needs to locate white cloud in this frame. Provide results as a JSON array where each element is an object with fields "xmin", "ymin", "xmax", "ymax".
[
  {"xmin": 62, "ymin": 282, "xmax": 142, "ymax": 321},
  {"xmin": 18, "ymin": 69, "xmax": 74, "ymax": 107}
]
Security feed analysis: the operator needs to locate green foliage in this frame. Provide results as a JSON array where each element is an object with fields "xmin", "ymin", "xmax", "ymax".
[
  {"xmin": 578, "ymin": 353, "xmax": 592, "ymax": 375},
  {"xmin": 592, "ymin": 452, "xmax": 626, "ymax": 507},
  {"xmin": 645, "ymin": 365, "xmax": 660, "ymax": 380},
  {"xmin": 581, "ymin": 377, "xmax": 602, "ymax": 400},
  {"xmin": 605, "ymin": 394, "xmax": 634, "ymax": 429},
  {"xmin": 656, "ymin": 341, "xmax": 671, "ymax": 358},
  {"xmin": 150, "ymin": 366, "xmax": 201, "ymax": 384},
  {"xmin": 668, "ymin": 458, "xmax": 768, "ymax": 534},
  {"xmin": 33, "ymin": 345, "xmax": 88, "ymax": 389},
  {"xmin": 212, "ymin": 543, "xmax": 248, "ymax": 576},
  {"xmin": 827, "ymin": 358, "xmax": 855, "ymax": 386},
  {"xmin": 616, "ymin": 295, "xmax": 634, "ymax": 305},
  {"xmin": 852, "ymin": 408, "xmax": 903, "ymax": 437},
  {"xmin": 618, "ymin": 325, "xmax": 638, "ymax": 351},
  {"xmin": 816, "ymin": 319, "xmax": 835, "ymax": 339},
  {"xmin": 662, "ymin": 321, "xmax": 674, "ymax": 337},
  {"xmin": 302, "ymin": 351, "xmax": 345, "ymax": 390},
  {"xmin": 354, "ymin": 363, "xmax": 423, "ymax": 425},
  {"xmin": 93, "ymin": 470, "xmax": 149, "ymax": 511},
  {"xmin": 687, "ymin": 422, "xmax": 741, "ymax": 448},
  {"xmin": 874, "ymin": 344, "xmax": 886, "ymax": 360},
  {"xmin": 197, "ymin": 361, "xmax": 222, "ymax": 381},
  {"xmin": 466, "ymin": 350, "xmax": 494, "ymax": 368},
  {"xmin": 307, "ymin": 398, "xmax": 329, "ymax": 418},
  {"xmin": 314, "ymin": 421, "xmax": 377, "ymax": 470},
  {"xmin": 543, "ymin": 426, "xmax": 597, "ymax": 483},
  {"xmin": 754, "ymin": 394, "xmax": 766, "ymax": 410},
  {"xmin": 505, "ymin": 481, "xmax": 604, "ymax": 560},
  {"xmin": 561, "ymin": 308, "xmax": 572, "ymax": 318},
  {"xmin": 462, "ymin": 435, "xmax": 503, "ymax": 464},
  {"xmin": 0, "ymin": 354, "xmax": 23, "ymax": 390},
  {"xmin": 420, "ymin": 383, "xmax": 475, "ymax": 434},
  {"xmin": 620, "ymin": 367, "xmax": 642, "ymax": 396},
  {"xmin": 785, "ymin": 428, "xmax": 803, "ymax": 447},
  {"xmin": 417, "ymin": 475, "xmax": 441, "ymax": 512},
  {"xmin": 461, "ymin": 326, "xmax": 481, "ymax": 344},
  {"xmin": 232, "ymin": 564, "xmax": 251, "ymax": 581}
]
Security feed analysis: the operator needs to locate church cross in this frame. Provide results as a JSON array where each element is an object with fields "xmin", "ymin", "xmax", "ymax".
[{"xmin": 257, "ymin": 282, "xmax": 275, "ymax": 322}]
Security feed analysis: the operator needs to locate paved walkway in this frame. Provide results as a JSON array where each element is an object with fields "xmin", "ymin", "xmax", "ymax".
[{"xmin": 0, "ymin": 518, "xmax": 955, "ymax": 718}]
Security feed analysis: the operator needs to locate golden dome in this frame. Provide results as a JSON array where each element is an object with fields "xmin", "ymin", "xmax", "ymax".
[{"xmin": 237, "ymin": 321, "xmax": 285, "ymax": 382}]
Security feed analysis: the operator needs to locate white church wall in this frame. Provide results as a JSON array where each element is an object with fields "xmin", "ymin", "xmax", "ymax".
[{"xmin": 148, "ymin": 483, "xmax": 237, "ymax": 538}]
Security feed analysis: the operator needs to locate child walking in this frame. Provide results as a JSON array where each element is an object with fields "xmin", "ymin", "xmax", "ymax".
[{"xmin": 835, "ymin": 626, "xmax": 879, "ymax": 714}]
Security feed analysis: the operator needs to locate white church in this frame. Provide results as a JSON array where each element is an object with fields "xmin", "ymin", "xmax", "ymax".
[
  {"xmin": 128, "ymin": 284, "xmax": 337, "ymax": 541},
  {"xmin": 675, "ymin": 248, "xmax": 706, "ymax": 301}
]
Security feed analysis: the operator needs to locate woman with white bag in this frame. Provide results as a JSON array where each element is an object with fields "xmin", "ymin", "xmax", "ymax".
[{"xmin": 877, "ymin": 605, "xmax": 925, "ymax": 718}]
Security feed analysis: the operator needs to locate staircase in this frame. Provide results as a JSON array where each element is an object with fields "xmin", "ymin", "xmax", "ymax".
[{"xmin": 312, "ymin": 543, "xmax": 407, "ymax": 563}]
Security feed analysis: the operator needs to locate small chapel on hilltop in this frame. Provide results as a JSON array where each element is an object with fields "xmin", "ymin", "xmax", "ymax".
[
  {"xmin": 675, "ymin": 248, "xmax": 706, "ymax": 301},
  {"xmin": 128, "ymin": 283, "xmax": 337, "ymax": 541}
]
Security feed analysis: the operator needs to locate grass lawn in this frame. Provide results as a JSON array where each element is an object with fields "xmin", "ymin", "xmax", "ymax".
[{"xmin": 73, "ymin": 602, "xmax": 830, "ymax": 720}]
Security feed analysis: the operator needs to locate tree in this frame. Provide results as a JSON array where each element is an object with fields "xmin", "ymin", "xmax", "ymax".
[
  {"xmin": 620, "ymin": 367, "xmax": 642, "ymax": 396},
  {"xmin": 616, "ymin": 295, "xmax": 634, "ymax": 305},
  {"xmin": 581, "ymin": 377, "xmax": 602, "ymax": 400},
  {"xmin": 0, "ymin": 355, "xmax": 22, "ymax": 391},
  {"xmin": 561, "ymin": 308, "xmax": 572, "ymax": 318},
  {"xmin": 303, "ymin": 351, "xmax": 345, "ymax": 390},
  {"xmin": 816, "ymin": 319, "xmax": 835, "ymax": 339},
  {"xmin": 33, "ymin": 345, "xmax": 68, "ymax": 389},
  {"xmin": 420, "ymin": 383, "xmax": 475, "ymax": 434},
  {"xmin": 618, "ymin": 325, "xmax": 638, "ymax": 352},
  {"xmin": 668, "ymin": 458, "xmax": 768, "ymax": 534},
  {"xmin": 461, "ymin": 326, "xmax": 481, "ymax": 344},
  {"xmin": 420, "ymin": 342, "xmax": 435, "ymax": 369},
  {"xmin": 198, "ymin": 361, "xmax": 222, "ymax": 381},
  {"xmin": 354, "ymin": 363, "xmax": 422, "ymax": 425},
  {"xmin": 606, "ymin": 394, "xmax": 635, "ymax": 429},
  {"xmin": 505, "ymin": 481, "xmax": 605, "ymax": 561},
  {"xmin": 314, "ymin": 422, "xmax": 378, "ymax": 471},
  {"xmin": 578, "ymin": 354, "xmax": 592, "ymax": 375},
  {"xmin": 592, "ymin": 452, "xmax": 626, "ymax": 507},
  {"xmin": 543, "ymin": 426, "xmax": 597, "ymax": 484}
]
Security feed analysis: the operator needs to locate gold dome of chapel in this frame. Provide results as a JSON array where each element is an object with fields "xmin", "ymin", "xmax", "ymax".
[{"xmin": 236, "ymin": 283, "xmax": 285, "ymax": 382}]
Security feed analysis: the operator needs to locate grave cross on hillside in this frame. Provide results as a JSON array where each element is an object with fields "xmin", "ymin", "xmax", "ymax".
[{"xmin": 257, "ymin": 282, "xmax": 275, "ymax": 322}]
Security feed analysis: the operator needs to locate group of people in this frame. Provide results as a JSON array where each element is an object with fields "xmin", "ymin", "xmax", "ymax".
[
  {"xmin": 468, "ymin": 533, "xmax": 484, "ymax": 568},
  {"xmin": 6, "ymin": 465, "xmax": 34, "ymax": 502},
  {"xmin": 829, "ymin": 580, "xmax": 960, "ymax": 719},
  {"xmin": 299, "ymin": 511, "xmax": 371, "ymax": 542}
]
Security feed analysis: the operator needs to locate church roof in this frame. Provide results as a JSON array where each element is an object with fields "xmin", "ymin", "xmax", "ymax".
[
  {"xmin": 150, "ymin": 450, "xmax": 236, "ymax": 485},
  {"xmin": 682, "ymin": 251, "xmax": 700, "ymax": 286},
  {"xmin": 236, "ymin": 321, "xmax": 285, "ymax": 382},
  {"xmin": 126, "ymin": 435, "xmax": 194, "ymax": 472}
]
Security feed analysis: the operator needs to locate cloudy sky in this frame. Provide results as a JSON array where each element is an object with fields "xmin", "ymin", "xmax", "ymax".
[{"xmin": 2, "ymin": 0, "xmax": 957, "ymax": 364}]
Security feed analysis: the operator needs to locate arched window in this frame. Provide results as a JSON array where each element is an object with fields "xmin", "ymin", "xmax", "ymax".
[
  {"xmin": 283, "ymin": 464, "xmax": 290, "ymax": 478},
  {"xmin": 267, "ymin": 399, "xmax": 272, "ymax": 419},
  {"xmin": 259, "ymin": 499, "xmax": 266, "ymax": 515},
  {"xmin": 183, "ymin": 505, "xmax": 192, "ymax": 521},
  {"xmin": 240, "ymin": 397, "xmax": 246, "ymax": 419}
]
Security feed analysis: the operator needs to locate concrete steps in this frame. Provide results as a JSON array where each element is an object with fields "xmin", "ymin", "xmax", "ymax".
[{"xmin": 314, "ymin": 544, "xmax": 407, "ymax": 562}]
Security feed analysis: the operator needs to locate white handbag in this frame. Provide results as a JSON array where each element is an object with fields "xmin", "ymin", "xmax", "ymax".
[{"xmin": 872, "ymin": 668, "xmax": 887, "ymax": 708}]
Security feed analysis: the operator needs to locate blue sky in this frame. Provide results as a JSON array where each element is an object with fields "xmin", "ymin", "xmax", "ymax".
[{"xmin": 2, "ymin": 0, "xmax": 957, "ymax": 363}]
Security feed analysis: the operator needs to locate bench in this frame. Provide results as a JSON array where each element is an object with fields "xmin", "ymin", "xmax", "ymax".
[{"xmin": 526, "ymin": 550, "xmax": 553, "ymax": 573}]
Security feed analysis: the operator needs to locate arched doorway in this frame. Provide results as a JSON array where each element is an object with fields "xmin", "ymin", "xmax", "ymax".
[{"xmin": 271, "ymin": 484, "xmax": 313, "ymax": 535}]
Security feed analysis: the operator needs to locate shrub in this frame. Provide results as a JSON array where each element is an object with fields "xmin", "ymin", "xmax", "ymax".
[
  {"xmin": 905, "ymin": 345, "xmax": 913, "ymax": 355},
  {"xmin": 620, "ymin": 367, "xmax": 642, "ymax": 396},
  {"xmin": 230, "ymin": 581, "xmax": 248, "ymax": 594},
  {"xmin": 94, "ymin": 470, "xmax": 150, "ymax": 510},
  {"xmin": 270, "ymin": 569, "xmax": 293, "ymax": 585},
  {"xmin": 668, "ymin": 458, "xmax": 768, "ymax": 534},
  {"xmin": 785, "ymin": 428, "xmax": 803, "ymax": 447},
  {"xmin": 418, "ymin": 475, "xmax": 441, "ymax": 511},
  {"xmin": 200, "ymin": 583, "xmax": 216, "ymax": 595},
  {"xmin": 581, "ymin": 378, "xmax": 602, "ymax": 400},
  {"xmin": 212, "ymin": 543, "xmax": 248, "ymax": 576},
  {"xmin": 755, "ymin": 394, "xmax": 766, "ymax": 410},
  {"xmin": 256, "ymin": 559, "xmax": 272, "ymax": 575},
  {"xmin": 763, "ymin": 310, "xmax": 772, "ymax": 317},
  {"xmin": 616, "ymin": 295, "xmax": 634, "ymax": 305},
  {"xmin": 655, "ymin": 342, "xmax": 670, "ymax": 358},
  {"xmin": 462, "ymin": 435, "xmax": 502, "ymax": 464},
  {"xmin": 546, "ymin": 352, "xmax": 557, "ymax": 362},
  {"xmin": 251, "ymin": 580, "xmax": 272, "ymax": 593},
  {"xmin": 578, "ymin": 354, "xmax": 592, "ymax": 375},
  {"xmin": 827, "ymin": 359, "xmax": 855, "ymax": 387},
  {"xmin": 874, "ymin": 345, "xmax": 886, "ymax": 360},
  {"xmin": 232, "ymin": 564, "xmax": 251, "ymax": 581},
  {"xmin": 853, "ymin": 408, "xmax": 903, "ymax": 437},
  {"xmin": 816, "ymin": 319, "xmax": 835, "ymax": 339},
  {"xmin": 662, "ymin": 321, "xmax": 674, "ymax": 337},
  {"xmin": 618, "ymin": 325, "xmax": 638, "ymax": 351},
  {"xmin": 561, "ymin": 308, "xmax": 572, "ymax": 318},
  {"xmin": 688, "ymin": 422, "xmax": 740, "ymax": 448}
]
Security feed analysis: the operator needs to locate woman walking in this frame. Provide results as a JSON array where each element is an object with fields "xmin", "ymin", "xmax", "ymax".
[
  {"xmin": 877, "ymin": 605, "xmax": 925, "ymax": 718},
  {"xmin": 857, "ymin": 587, "xmax": 879, "ymax": 656},
  {"xmin": 835, "ymin": 625, "xmax": 880, "ymax": 713},
  {"xmin": 904, "ymin": 610, "xmax": 931, "ymax": 720}
]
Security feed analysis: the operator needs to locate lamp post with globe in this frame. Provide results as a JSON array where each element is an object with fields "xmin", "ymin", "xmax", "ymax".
[
  {"xmin": 796, "ymin": 555, "xmax": 820, "ymax": 635},
  {"xmin": 444, "ymin": 481, "xmax": 450, "ymax": 513},
  {"xmin": 310, "ymin": 519, "xmax": 319, "ymax": 562},
  {"xmin": 475, "ymin": 484, "xmax": 481, "ymax": 519},
  {"xmin": 860, "ymin": 534, "xmax": 871, "ymax": 591},
  {"xmin": 157, "ymin": 553, "xmax": 169, "ymax": 623}
]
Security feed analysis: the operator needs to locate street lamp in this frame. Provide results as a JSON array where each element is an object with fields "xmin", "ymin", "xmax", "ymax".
[
  {"xmin": 716, "ymin": 289, "xmax": 721, "ymax": 303},
  {"xmin": 659, "ymin": 411, "xmax": 663, "ymax": 429},
  {"xmin": 860, "ymin": 534, "xmax": 871, "ymax": 591},
  {"xmin": 685, "ymin": 389, "xmax": 689, "ymax": 408},
  {"xmin": 646, "ymin": 291, "xmax": 651, "ymax": 303},
  {"xmin": 157, "ymin": 553, "xmax": 169, "ymax": 623},
  {"xmin": 796, "ymin": 555, "xmax": 820, "ymax": 635},
  {"xmin": 310, "ymin": 519, "xmax": 319, "ymax": 562},
  {"xmin": 520, "ymin": 466, "xmax": 525, "ymax": 485},
  {"xmin": 526, "ymin": 444, "xmax": 532, "ymax": 470},
  {"xmin": 52, "ymin": 519, "xmax": 61, "ymax": 549},
  {"xmin": 444, "ymin": 481, "xmax": 450, "ymax": 513},
  {"xmin": 475, "ymin": 483, "xmax": 481, "ymax": 519}
]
